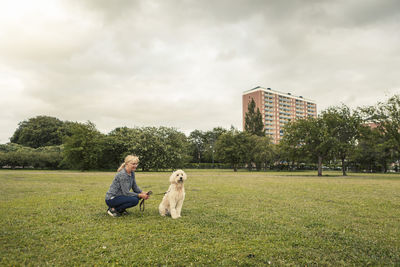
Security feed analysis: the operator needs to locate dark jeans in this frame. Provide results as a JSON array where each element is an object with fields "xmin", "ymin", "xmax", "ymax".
[{"xmin": 105, "ymin": 196, "xmax": 140, "ymax": 213}]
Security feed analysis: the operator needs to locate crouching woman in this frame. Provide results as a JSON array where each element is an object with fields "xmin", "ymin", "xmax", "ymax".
[{"xmin": 105, "ymin": 155, "xmax": 150, "ymax": 217}]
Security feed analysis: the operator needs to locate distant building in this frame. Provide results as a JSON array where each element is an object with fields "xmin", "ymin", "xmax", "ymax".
[
  {"xmin": 366, "ymin": 122, "xmax": 379, "ymax": 129},
  {"xmin": 242, "ymin": 86, "xmax": 317, "ymax": 144}
]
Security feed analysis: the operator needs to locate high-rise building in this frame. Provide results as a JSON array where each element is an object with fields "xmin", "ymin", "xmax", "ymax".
[{"xmin": 242, "ymin": 86, "xmax": 317, "ymax": 144}]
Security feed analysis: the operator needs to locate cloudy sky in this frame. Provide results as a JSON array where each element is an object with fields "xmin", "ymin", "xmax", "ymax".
[{"xmin": 0, "ymin": 0, "xmax": 399, "ymax": 143}]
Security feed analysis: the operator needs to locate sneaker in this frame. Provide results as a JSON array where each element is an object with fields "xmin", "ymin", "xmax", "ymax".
[
  {"xmin": 107, "ymin": 208, "xmax": 121, "ymax": 217},
  {"xmin": 121, "ymin": 210, "xmax": 129, "ymax": 216}
]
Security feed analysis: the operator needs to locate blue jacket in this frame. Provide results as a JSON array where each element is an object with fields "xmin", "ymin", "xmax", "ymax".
[{"xmin": 105, "ymin": 168, "xmax": 142, "ymax": 200}]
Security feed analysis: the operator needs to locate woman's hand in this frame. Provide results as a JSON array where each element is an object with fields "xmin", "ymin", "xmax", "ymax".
[{"xmin": 139, "ymin": 192, "xmax": 150, "ymax": 200}]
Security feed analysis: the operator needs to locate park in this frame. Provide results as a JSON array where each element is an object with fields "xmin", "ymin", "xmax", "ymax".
[
  {"xmin": 1, "ymin": 1, "xmax": 400, "ymax": 265},
  {"xmin": 1, "ymin": 169, "xmax": 399, "ymax": 265},
  {"xmin": 0, "ymin": 86, "xmax": 399, "ymax": 267}
]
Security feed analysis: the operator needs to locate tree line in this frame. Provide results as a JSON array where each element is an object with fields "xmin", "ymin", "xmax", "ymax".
[
  {"xmin": 0, "ymin": 95, "xmax": 398, "ymax": 174},
  {"xmin": 280, "ymin": 95, "xmax": 399, "ymax": 175}
]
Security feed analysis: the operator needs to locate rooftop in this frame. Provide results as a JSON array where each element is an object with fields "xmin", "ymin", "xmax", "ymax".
[{"xmin": 243, "ymin": 86, "xmax": 316, "ymax": 103}]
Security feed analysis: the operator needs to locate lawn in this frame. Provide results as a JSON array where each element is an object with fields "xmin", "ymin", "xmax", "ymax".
[{"xmin": 1, "ymin": 170, "xmax": 399, "ymax": 266}]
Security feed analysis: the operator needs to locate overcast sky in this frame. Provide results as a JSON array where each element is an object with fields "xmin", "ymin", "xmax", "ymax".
[{"xmin": 0, "ymin": 0, "xmax": 399, "ymax": 143}]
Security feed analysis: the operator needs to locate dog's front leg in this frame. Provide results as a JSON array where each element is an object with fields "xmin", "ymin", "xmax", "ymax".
[
  {"xmin": 176, "ymin": 195, "xmax": 185, "ymax": 218},
  {"xmin": 169, "ymin": 199, "xmax": 179, "ymax": 219},
  {"xmin": 159, "ymin": 203, "xmax": 167, "ymax": 216},
  {"xmin": 159, "ymin": 195, "xmax": 169, "ymax": 216}
]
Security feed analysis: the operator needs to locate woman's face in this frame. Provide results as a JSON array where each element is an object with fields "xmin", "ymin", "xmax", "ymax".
[{"xmin": 128, "ymin": 161, "xmax": 138, "ymax": 171}]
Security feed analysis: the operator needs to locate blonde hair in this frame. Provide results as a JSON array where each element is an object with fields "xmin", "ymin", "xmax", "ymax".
[{"xmin": 117, "ymin": 155, "xmax": 139, "ymax": 172}]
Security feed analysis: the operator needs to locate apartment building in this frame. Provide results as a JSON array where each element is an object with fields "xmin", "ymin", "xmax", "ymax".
[{"xmin": 242, "ymin": 86, "xmax": 317, "ymax": 144}]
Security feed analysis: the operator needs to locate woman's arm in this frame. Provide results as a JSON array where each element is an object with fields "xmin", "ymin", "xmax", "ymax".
[{"xmin": 119, "ymin": 173, "xmax": 140, "ymax": 197}]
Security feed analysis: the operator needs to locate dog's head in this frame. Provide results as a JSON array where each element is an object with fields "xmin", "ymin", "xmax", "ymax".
[{"xmin": 169, "ymin": 169, "xmax": 187, "ymax": 184}]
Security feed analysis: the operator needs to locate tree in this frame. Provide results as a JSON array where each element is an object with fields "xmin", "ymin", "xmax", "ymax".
[
  {"xmin": 279, "ymin": 133, "xmax": 308, "ymax": 170},
  {"xmin": 120, "ymin": 127, "xmax": 189, "ymax": 171},
  {"xmin": 188, "ymin": 130, "xmax": 206, "ymax": 164},
  {"xmin": 250, "ymin": 135, "xmax": 273, "ymax": 170},
  {"xmin": 63, "ymin": 121, "xmax": 104, "ymax": 170},
  {"xmin": 103, "ymin": 127, "xmax": 136, "ymax": 169},
  {"xmin": 159, "ymin": 127, "xmax": 189, "ymax": 170},
  {"xmin": 244, "ymin": 98, "xmax": 265, "ymax": 136},
  {"xmin": 215, "ymin": 128, "xmax": 253, "ymax": 171},
  {"xmin": 202, "ymin": 127, "xmax": 227, "ymax": 166},
  {"xmin": 214, "ymin": 130, "xmax": 271, "ymax": 172},
  {"xmin": 351, "ymin": 125, "xmax": 393, "ymax": 173},
  {"xmin": 34, "ymin": 146, "xmax": 63, "ymax": 169},
  {"xmin": 322, "ymin": 105, "xmax": 362, "ymax": 176},
  {"xmin": 0, "ymin": 152, "xmax": 5, "ymax": 167},
  {"xmin": 361, "ymin": 94, "xmax": 400, "ymax": 172},
  {"xmin": 281, "ymin": 117, "xmax": 334, "ymax": 176},
  {"xmin": 115, "ymin": 127, "xmax": 158, "ymax": 171},
  {"xmin": 188, "ymin": 127, "xmax": 227, "ymax": 166},
  {"xmin": 363, "ymin": 95, "xmax": 400, "ymax": 154},
  {"xmin": 10, "ymin": 116, "xmax": 64, "ymax": 148},
  {"xmin": 0, "ymin": 143, "xmax": 63, "ymax": 169}
]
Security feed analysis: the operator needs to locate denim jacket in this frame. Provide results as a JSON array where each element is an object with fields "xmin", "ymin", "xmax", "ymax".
[{"xmin": 105, "ymin": 168, "xmax": 142, "ymax": 200}]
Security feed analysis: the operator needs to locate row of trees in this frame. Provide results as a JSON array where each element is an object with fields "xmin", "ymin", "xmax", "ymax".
[
  {"xmin": 280, "ymin": 95, "xmax": 400, "ymax": 175},
  {"xmin": 1, "ymin": 95, "xmax": 399, "ymax": 174},
  {"xmin": 3, "ymin": 122, "xmax": 190, "ymax": 171},
  {"xmin": 0, "ymin": 144, "xmax": 63, "ymax": 169}
]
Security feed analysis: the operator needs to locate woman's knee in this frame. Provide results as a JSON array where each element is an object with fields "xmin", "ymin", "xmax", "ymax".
[{"xmin": 130, "ymin": 196, "xmax": 140, "ymax": 206}]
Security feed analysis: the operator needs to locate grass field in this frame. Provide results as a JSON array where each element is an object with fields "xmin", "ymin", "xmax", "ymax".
[{"xmin": 1, "ymin": 170, "xmax": 400, "ymax": 266}]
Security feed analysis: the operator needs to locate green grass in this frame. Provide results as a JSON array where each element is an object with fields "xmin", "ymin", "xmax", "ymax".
[{"xmin": 1, "ymin": 170, "xmax": 400, "ymax": 266}]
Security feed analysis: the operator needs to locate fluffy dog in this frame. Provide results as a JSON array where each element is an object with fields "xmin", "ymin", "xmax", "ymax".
[{"xmin": 159, "ymin": 169, "xmax": 187, "ymax": 219}]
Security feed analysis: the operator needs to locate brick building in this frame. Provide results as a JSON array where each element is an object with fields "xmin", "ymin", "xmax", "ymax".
[{"xmin": 243, "ymin": 86, "xmax": 317, "ymax": 144}]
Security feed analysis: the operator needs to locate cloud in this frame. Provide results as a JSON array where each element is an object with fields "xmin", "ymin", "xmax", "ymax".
[{"xmin": 0, "ymin": 0, "xmax": 399, "ymax": 143}]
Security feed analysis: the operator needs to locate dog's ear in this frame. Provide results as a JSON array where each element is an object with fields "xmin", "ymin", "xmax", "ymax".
[{"xmin": 169, "ymin": 171, "xmax": 176, "ymax": 183}]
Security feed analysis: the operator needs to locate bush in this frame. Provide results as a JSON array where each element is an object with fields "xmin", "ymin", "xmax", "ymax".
[
  {"xmin": 0, "ymin": 144, "xmax": 63, "ymax": 169},
  {"xmin": 184, "ymin": 162, "xmax": 231, "ymax": 169}
]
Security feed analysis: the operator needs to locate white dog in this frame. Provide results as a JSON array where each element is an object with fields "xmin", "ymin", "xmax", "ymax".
[{"xmin": 159, "ymin": 169, "xmax": 187, "ymax": 219}]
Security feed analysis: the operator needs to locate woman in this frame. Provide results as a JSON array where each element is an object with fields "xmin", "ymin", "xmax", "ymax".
[{"xmin": 105, "ymin": 155, "xmax": 150, "ymax": 217}]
